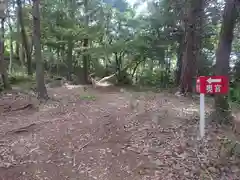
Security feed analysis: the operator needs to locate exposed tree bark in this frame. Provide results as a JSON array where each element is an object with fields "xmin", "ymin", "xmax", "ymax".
[
  {"xmin": 175, "ymin": 32, "xmax": 184, "ymax": 85},
  {"xmin": 213, "ymin": 0, "xmax": 239, "ymax": 124},
  {"xmin": 16, "ymin": 3, "xmax": 24, "ymax": 66},
  {"xmin": 15, "ymin": 3, "xmax": 20, "ymax": 59},
  {"xmin": 17, "ymin": 0, "xmax": 32, "ymax": 75},
  {"xmin": 83, "ymin": 38, "xmax": 89, "ymax": 84},
  {"xmin": 32, "ymin": 0, "xmax": 48, "ymax": 100},
  {"xmin": 180, "ymin": 0, "xmax": 205, "ymax": 93},
  {"xmin": 82, "ymin": 0, "xmax": 89, "ymax": 84},
  {"xmin": 66, "ymin": 0, "xmax": 76, "ymax": 81},
  {"xmin": 131, "ymin": 58, "xmax": 144, "ymax": 78},
  {"xmin": 67, "ymin": 40, "xmax": 74, "ymax": 80},
  {"xmin": 115, "ymin": 52, "xmax": 120, "ymax": 76},
  {"xmin": 16, "ymin": 17, "xmax": 20, "ymax": 58},
  {"xmin": 7, "ymin": 11, "xmax": 13, "ymax": 73},
  {"xmin": 0, "ymin": 18, "xmax": 11, "ymax": 89}
]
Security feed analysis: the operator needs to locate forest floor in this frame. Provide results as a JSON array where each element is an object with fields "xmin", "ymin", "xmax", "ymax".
[{"xmin": 0, "ymin": 84, "xmax": 240, "ymax": 180}]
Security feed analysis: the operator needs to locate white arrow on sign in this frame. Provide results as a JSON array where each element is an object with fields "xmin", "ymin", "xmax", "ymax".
[{"xmin": 207, "ymin": 77, "xmax": 221, "ymax": 84}]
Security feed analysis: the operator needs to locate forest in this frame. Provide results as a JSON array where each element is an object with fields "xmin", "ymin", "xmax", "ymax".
[
  {"xmin": 0, "ymin": 0, "xmax": 239, "ymax": 119},
  {"xmin": 0, "ymin": 0, "xmax": 240, "ymax": 179}
]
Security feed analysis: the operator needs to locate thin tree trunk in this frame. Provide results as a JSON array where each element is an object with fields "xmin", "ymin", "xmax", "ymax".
[
  {"xmin": 17, "ymin": 0, "xmax": 32, "ymax": 75},
  {"xmin": 16, "ymin": 4, "xmax": 20, "ymax": 59},
  {"xmin": 0, "ymin": 19, "xmax": 11, "ymax": 89},
  {"xmin": 57, "ymin": 48, "xmax": 60, "ymax": 75},
  {"xmin": 213, "ymin": 0, "xmax": 239, "ymax": 124},
  {"xmin": 67, "ymin": 40, "xmax": 73, "ymax": 80},
  {"xmin": 32, "ymin": 0, "xmax": 48, "ymax": 100},
  {"xmin": 16, "ymin": 5, "xmax": 24, "ymax": 67},
  {"xmin": 7, "ymin": 13, "xmax": 13, "ymax": 73},
  {"xmin": 175, "ymin": 33, "xmax": 184, "ymax": 85},
  {"xmin": 66, "ymin": 0, "xmax": 76, "ymax": 81},
  {"xmin": 131, "ymin": 58, "xmax": 143, "ymax": 78},
  {"xmin": 82, "ymin": 0, "xmax": 89, "ymax": 84}
]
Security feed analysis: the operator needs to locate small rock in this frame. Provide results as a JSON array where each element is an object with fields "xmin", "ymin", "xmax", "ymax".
[
  {"xmin": 233, "ymin": 142, "xmax": 240, "ymax": 155},
  {"xmin": 174, "ymin": 163, "xmax": 182, "ymax": 170},
  {"xmin": 184, "ymin": 170, "xmax": 190, "ymax": 176},
  {"xmin": 153, "ymin": 159, "xmax": 163, "ymax": 166},
  {"xmin": 231, "ymin": 165, "xmax": 239, "ymax": 173},
  {"xmin": 121, "ymin": 149, "xmax": 126, "ymax": 154},
  {"xmin": 208, "ymin": 166, "xmax": 217, "ymax": 173}
]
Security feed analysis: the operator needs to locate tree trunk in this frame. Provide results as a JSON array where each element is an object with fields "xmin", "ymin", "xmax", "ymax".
[
  {"xmin": 175, "ymin": 32, "xmax": 184, "ymax": 85},
  {"xmin": 82, "ymin": 0, "xmax": 89, "ymax": 84},
  {"xmin": 0, "ymin": 19, "xmax": 11, "ymax": 89},
  {"xmin": 131, "ymin": 57, "xmax": 144, "ymax": 78},
  {"xmin": 17, "ymin": 0, "xmax": 32, "ymax": 75},
  {"xmin": 57, "ymin": 48, "xmax": 60, "ymax": 75},
  {"xmin": 67, "ymin": 40, "xmax": 73, "ymax": 80},
  {"xmin": 16, "ymin": 4, "xmax": 20, "ymax": 59},
  {"xmin": 32, "ymin": 0, "xmax": 48, "ymax": 100},
  {"xmin": 16, "ymin": 4, "xmax": 24, "ymax": 67},
  {"xmin": 180, "ymin": 0, "xmax": 204, "ymax": 93},
  {"xmin": 213, "ymin": 0, "xmax": 239, "ymax": 124},
  {"xmin": 7, "ymin": 15, "xmax": 14, "ymax": 73},
  {"xmin": 66, "ymin": 0, "xmax": 76, "ymax": 81}
]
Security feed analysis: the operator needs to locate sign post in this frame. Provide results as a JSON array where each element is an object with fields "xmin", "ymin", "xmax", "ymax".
[{"xmin": 196, "ymin": 76, "xmax": 229, "ymax": 138}]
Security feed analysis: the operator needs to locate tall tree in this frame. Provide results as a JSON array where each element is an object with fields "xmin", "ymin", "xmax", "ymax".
[
  {"xmin": 32, "ymin": 0, "xmax": 48, "ymax": 99},
  {"xmin": 213, "ymin": 0, "xmax": 239, "ymax": 124},
  {"xmin": 6, "ymin": 7, "xmax": 14, "ymax": 74},
  {"xmin": 82, "ymin": 0, "xmax": 90, "ymax": 84},
  {"xmin": 17, "ymin": 0, "xmax": 32, "ymax": 75},
  {"xmin": 180, "ymin": 0, "xmax": 205, "ymax": 93},
  {"xmin": 66, "ymin": 0, "xmax": 76, "ymax": 81},
  {"xmin": 0, "ymin": 18, "xmax": 10, "ymax": 89}
]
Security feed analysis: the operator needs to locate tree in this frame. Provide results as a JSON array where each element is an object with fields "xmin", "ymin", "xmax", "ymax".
[
  {"xmin": 3, "ymin": 0, "xmax": 240, "ymax": 108},
  {"xmin": 66, "ymin": 0, "xmax": 76, "ymax": 81},
  {"xmin": 83, "ymin": 0, "xmax": 90, "ymax": 84},
  {"xmin": 180, "ymin": 0, "xmax": 205, "ymax": 93},
  {"xmin": 213, "ymin": 0, "xmax": 239, "ymax": 124},
  {"xmin": 0, "ymin": 18, "xmax": 10, "ymax": 89},
  {"xmin": 32, "ymin": 0, "xmax": 48, "ymax": 100},
  {"xmin": 17, "ymin": 0, "xmax": 32, "ymax": 75}
]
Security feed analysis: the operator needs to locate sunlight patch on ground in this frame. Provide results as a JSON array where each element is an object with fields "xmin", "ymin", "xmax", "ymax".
[
  {"xmin": 64, "ymin": 83, "xmax": 84, "ymax": 90},
  {"xmin": 172, "ymin": 107, "xmax": 199, "ymax": 117}
]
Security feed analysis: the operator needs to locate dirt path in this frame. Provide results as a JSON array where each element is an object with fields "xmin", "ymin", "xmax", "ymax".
[{"xmin": 0, "ymin": 86, "xmax": 239, "ymax": 180}]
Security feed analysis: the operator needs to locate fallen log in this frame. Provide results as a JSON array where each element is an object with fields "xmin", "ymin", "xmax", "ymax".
[{"xmin": 89, "ymin": 73, "xmax": 116, "ymax": 88}]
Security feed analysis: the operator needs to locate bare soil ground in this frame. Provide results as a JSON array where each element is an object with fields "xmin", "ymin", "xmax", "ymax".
[{"xmin": 0, "ymin": 85, "xmax": 240, "ymax": 180}]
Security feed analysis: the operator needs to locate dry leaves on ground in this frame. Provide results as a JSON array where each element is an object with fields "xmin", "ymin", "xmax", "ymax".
[{"xmin": 0, "ymin": 86, "xmax": 239, "ymax": 180}]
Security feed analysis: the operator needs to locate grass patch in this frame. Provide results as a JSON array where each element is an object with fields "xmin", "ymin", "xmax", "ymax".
[
  {"xmin": 9, "ymin": 72, "xmax": 35, "ymax": 85},
  {"xmin": 8, "ymin": 72, "xmax": 36, "ymax": 90},
  {"xmin": 79, "ymin": 94, "xmax": 96, "ymax": 101}
]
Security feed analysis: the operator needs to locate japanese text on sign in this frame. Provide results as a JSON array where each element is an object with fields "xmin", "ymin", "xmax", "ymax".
[{"xmin": 196, "ymin": 76, "xmax": 228, "ymax": 94}]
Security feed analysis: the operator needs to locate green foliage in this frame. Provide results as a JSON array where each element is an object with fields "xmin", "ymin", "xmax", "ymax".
[
  {"xmin": 3, "ymin": 0, "xmax": 240, "ymax": 106},
  {"xmin": 230, "ymin": 87, "xmax": 240, "ymax": 103},
  {"xmin": 139, "ymin": 69, "xmax": 173, "ymax": 88},
  {"xmin": 80, "ymin": 94, "xmax": 96, "ymax": 101},
  {"xmin": 9, "ymin": 73, "xmax": 34, "ymax": 85}
]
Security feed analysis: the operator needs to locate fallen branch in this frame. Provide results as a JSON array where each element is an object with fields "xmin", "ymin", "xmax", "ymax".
[
  {"xmin": 89, "ymin": 73, "xmax": 116, "ymax": 88},
  {"xmin": 77, "ymin": 138, "xmax": 93, "ymax": 151},
  {"xmin": 98, "ymin": 74, "xmax": 116, "ymax": 84},
  {"xmin": 6, "ymin": 123, "xmax": 37, "ymax": 135},
  {"xmin": 4, "ymin": 103, "xmax": 35, "ymax": 112}
]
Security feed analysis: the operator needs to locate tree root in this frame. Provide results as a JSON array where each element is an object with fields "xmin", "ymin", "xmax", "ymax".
[{"xmin": 3, "ymin": 103, "xmax": 35, "ymax": 113}]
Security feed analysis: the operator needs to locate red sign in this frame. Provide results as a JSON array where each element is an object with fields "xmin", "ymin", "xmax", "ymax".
[{"xmin": 196, "ymin": 76, "xmax": 228, "ymax": 94}]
